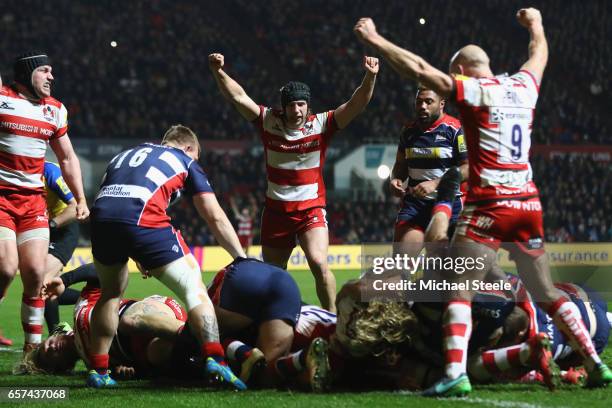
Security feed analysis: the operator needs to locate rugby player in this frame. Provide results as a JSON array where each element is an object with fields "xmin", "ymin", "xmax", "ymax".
[
  {"xmin": 229, "ymin": 195, "xmax": 256, "ymax": 254},
  {"xmin": 223, "ymin": 303, "xmax": 337, "ymax": 392},
  {"xmin": 209, "ymin": 52, "xmax": 379, "ymax": 313},
  {"xmin": 87, "ymin": 125, "xmax": 245, "ymax": 389},
  {"xmin": 25, "ymin": 266, "xmax": 192, "ymax": 378},
  {"xmin": 41, "ymin": 161, "xmax": 80, "ymax": 333},
  {"xmin": 391, "ymin": 87, "xmax": 467, "ymax": 257},
  {"xmin": 469, "ymin": 280, "xmax": 611, "ymax": 386},
  {"xmin": 0, "ymin": 52, "xmax": 88, "ymax": 357},
  {"xmin": 354, "ymin": 8, "xmax": 611, "ymax": 395},
  {"xmin": 207, "ymin": 257, "xmax": 312, "ymax": 387}
]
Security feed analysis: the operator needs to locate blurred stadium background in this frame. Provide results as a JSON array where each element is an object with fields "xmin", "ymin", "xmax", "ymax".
[{"xmin": 1, "ymin": 0, "xmax": 609, "ymax": 249}]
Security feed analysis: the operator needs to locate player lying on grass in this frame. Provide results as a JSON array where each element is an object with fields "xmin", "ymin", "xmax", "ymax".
[
  {"xmin": 325, "ymin": 278, "xmax": 596, "ymax": 391},
  {"xmin": 222, "ymin": 303, "xmax": 338, "ymax": 392},
  {"xmin": 468, "ymin": 279, "xmax": 611, "ymax": 387},
  {"xmin": 206, "ymin": 257, "xmax": 334, "ymax": 391},
  {"xmin": 21, "ymin": 264, "xmax": 234, "ymax": 384}
]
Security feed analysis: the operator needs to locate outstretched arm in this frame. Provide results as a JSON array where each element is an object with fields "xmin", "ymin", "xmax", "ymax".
[
  {"xmin": 334, "ymin": 56, "xmax": 379, "ymax": 129},
  {"xmin": 208, "ymin": 53, "xmax": 260, "ymax": 121},
  {"xmin": 517, "ymin": 8, "xmax": 548, "ymax": 84},
  {"xmin": 354, "ymin": 18, "xmax": 454, "ymax": 98},
  {"xmin": 193, "ymin": 193, "xmax": 246, "ymax": 259}
]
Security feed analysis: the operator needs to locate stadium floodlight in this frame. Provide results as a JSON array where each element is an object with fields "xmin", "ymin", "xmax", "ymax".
[
  {"xmin": 419, "ymin": 18, "xmax": 426, "ymax": 25},
  {"xmin": 377, "ymin": 164, "xmax": 390, "ymax": 179},
  {"xmin": 110, "ymin": 41, "xmax": 118, "ymax": 47}
]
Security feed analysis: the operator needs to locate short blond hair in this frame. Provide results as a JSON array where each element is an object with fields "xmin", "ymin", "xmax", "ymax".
[{"xmin": 161, "ymin": 124, "xmax": 201, "ymax": 158}]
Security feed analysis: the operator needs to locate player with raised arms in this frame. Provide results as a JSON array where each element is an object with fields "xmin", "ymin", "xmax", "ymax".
[
  {"xmin": 209, "ymin": 52, "xmax": 379, "ymax": 313},
  {"xmin": 354, "ymin": 8, "xmax": 611, "ymax": 396}
]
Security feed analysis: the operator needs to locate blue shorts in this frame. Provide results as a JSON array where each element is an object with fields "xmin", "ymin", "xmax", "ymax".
[
  {"xmin": 91, "ymin": 221, "xmax": 190, "ymax": 270},
  {"xmin": 396, "ymin": 195, "xmax": 463, "ymax": 232},
  {"xmin": 208, "ymin": 257, "xmax": 301, "ymax": 326}
]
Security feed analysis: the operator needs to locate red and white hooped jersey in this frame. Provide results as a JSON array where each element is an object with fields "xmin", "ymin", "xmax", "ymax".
[
  {"xmin": 255, "ymin": 105, "xmax": 337, "ymax": 212},
  {"xmin": 453, "ymin": 71, "xmax": 540, "ymax": 203},
  {"xmin": 237, "ymin": 215, "xmax": 253, "ymax": 237},
  {"xmin": 73, "ymin": 288, "xmax": 187, "ymax": 366},
  {"xmin": 292, "ymin": 304, "xmax": 337, "ymax": 351},
  {"xmin": 73, "ymin": 285, "xmax": 133, "ymax": 366},
  {"xmin": 0, "ymin": 85, "xmax": 67, "ymax": 192}
]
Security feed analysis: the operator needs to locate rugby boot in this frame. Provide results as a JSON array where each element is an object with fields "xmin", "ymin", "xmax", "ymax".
[
  {"xmin": 585, "ymin": 362, "xmax": 612, "ymax": 388},
  {"xmin": 87, "ymin": 369, "xmax": 118, "ymax": 388},
  {"xmin": 205, "ymin": 357, "xmax": 247, "ymax": 391},
  {"xmin": 561, "ymin": 367, "xmax": 586, "ymax": 385},
  {"xmin": 421, "ymin": 373, "xmax": 472, "ymax": 397},
  {"xmin": 239, "ymin": 347, "xmax": 266, "ymax": 384},
  {"xmin": 529, "ymin": 332, "xmax": 560, "ymax": 391},
  {"xmin": 0, "ymin": 332, "xmax": 12, "ymax": 346},
  {"xmin": 305, "ymin": 337, "xmax": 331, "ymax": 393}
]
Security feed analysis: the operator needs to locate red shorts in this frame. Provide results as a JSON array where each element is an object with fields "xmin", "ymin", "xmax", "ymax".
[
  {"xmin": 0, "ymin": 192, "xmax": 48, "ymax": 233},
  {"xmin": 455, "ymin": 197, "xmax": 545, "ymax": 258},
  {"xmin": 238, "ymin": 234, "xmax": 253, "ymax": 248},
  {"xmin": 261, "ymin": 207, "xmax": 328, "ymax": 248}
]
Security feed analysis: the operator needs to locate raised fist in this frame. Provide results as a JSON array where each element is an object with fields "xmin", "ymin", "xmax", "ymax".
[
  {"xmin": 516, "ymin": 8, "xmax": 542, "ymax": 28},
  {"xmin": 354, "ymin": 18, "xmax": 378, "ymax": 44},
  {"xmin": 363, "ymin": 56, "xmax": 380, "ymax": 75},
  {"xmin": 208, "ymin": 53, "xmax": 225, "ymax": 71}
]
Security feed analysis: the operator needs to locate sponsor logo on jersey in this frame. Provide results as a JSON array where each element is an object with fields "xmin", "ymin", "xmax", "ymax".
[
  {"xmin": 172, "ymin": 244, "xmax": 179, "ymax": 253},
  {"xmin": 303, "ymin": 121, "xmax": 315, "ymax": 136},
  {"xmin": 42, "ymin": 105, "xmax": 55, "ymax": 122},
  {"xmin": 0, "ymin": 101, "xmax": 14, "ymax": 110},
  {"xmin": 527, "ymin": 237, "xmax": 543, "ymax": 250}
]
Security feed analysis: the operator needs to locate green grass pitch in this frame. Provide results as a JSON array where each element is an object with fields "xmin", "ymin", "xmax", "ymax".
[{"xmin": 0, "ymin": 268, "xmax": 611, "ymax": 407}]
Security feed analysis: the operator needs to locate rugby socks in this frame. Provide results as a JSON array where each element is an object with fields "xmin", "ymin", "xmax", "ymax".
[
  {"xmin": 21, "ymin": 295, "xmax": 44, "ymax": 346},
  {"xmin": 273, "ymin": 349, "xmax": 306, "ymax": 378},
  {"xmin": 90, "ymin": 353, "xmax": 110, "ymax": 375},
  {"xmin": 546, "ymin": 297, "xmax": 600, "ymax": 371},
  {"xmin": 203, "ymin": 342, "xmax": 227, "ymax": 365},
  {"xmin": 44, "ymin": 299, "xmax": 60, "ymax": 333},
  {"xmin": 432, "ymin": 202, "xmax": 453, "ymax": 218},
  {"xmin": 469, "ymin": 342, "xmax": 532, "ymax": 381},
  {"xmin": 224, "ymin": 339, "xmax": 253, "ymax": 364},
  {"xmin": 442, "ymin": 300, "xmax": 472, "ymax": 379}
]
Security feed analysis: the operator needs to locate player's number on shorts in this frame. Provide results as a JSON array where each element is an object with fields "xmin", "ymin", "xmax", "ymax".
[{"xmin": 511, "ymin": 124, "xmax": 522, "ymax": 161}]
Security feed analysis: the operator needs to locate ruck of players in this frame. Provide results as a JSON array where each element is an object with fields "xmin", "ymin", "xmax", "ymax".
[{"xmin": 0, "ymin": 6, "xmax": 610, "ymax": 400}]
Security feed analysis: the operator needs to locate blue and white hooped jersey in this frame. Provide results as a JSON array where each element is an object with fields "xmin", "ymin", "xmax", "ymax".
[
  {"xmin": 399, "ymin": 114, "xmax": 466, "ymax": 201},
  {"xmin": 92, "ymin": 143, "xmax": 213, "ymax": 227}
]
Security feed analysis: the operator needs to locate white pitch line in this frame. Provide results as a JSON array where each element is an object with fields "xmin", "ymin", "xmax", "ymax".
[
  {"xmin": 396, "ymin": 391, "xmax": 566, "ymax": 408},
  {"xmin": 466, "ymin": 397, "xmax": 565, "ymax": 408}
]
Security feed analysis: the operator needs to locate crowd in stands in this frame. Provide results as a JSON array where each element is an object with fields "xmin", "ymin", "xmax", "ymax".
[
  {"xmin": 2, "ymin": 1, "xmax": 608, "ymax": 244},
  {"xmin": 1, "ymin": 0, "xmax": 609, "ymax": 144},
  {"xmin": 167, "ymin": 151, "xmax": 612, "ymax": 245}
]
